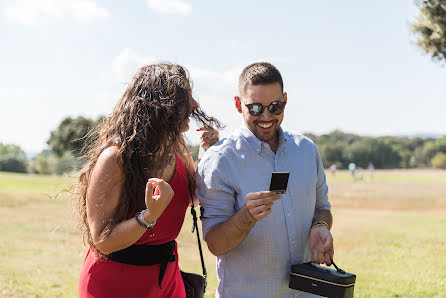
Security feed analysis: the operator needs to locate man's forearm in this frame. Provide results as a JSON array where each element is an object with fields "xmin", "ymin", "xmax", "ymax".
[
  {"xmin": 312, "ymin": 209, "xmax": 333, "ymax": 229},
  {"xmin": 204, "ymin": 206, "xmax": 256, "ymax": 256}
]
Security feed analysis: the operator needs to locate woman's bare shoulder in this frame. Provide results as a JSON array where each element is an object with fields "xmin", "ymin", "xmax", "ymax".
[{"xmin": 93, "ymin": 146, "xmax": 123, "ymax": 180}]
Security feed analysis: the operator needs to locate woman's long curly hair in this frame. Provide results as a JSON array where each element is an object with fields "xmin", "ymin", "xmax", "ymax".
[{"xmin": 75, "ymin": 63, "xmax": 220, "ymax": 249}]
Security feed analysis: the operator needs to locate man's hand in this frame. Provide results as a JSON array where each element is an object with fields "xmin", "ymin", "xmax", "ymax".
[
  {"xmin": 310, "ymin": 226, "xmax": 334, "ymax": 266},
  {"xmin": 197, "ymin": 126, "xmax": 219, "ymax": 151},
  {"xmin": 246, "ymin": 191, "xmax": 280, "ymax": 221}
]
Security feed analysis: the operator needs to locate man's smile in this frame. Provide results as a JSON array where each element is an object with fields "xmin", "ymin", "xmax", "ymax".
[{"xmin": 256, "ymin": 121, "xmax": 276, "ymax": 129}]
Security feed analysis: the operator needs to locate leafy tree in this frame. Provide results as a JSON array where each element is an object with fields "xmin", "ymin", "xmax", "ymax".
[
  {"xmin": 0, "ymin": 143, "xmax": 28, "ymax": 173},
  {"xmin": 0, "ymin": 156, "xmax": 28, "ymax": 173},
  {"xmin": 31, "ymin": 149, "xmax": 59, "ymax": 174},
  {"xmin": 412, "ymin": 146, "xmax": 428, "ymax": 167},
  {"xmin": 422, "ymin": 135, "xmax": 446, "ymax": 165},
  {"xmin": 47, "ymin": 116, "xmax": 103, "ymax": 158},
  {"xmin": 54, "ymin": 152, "xmax": 80, "ymax": 175},
  {"xmin": 31, "ymin": 150, "xmax": 82, "ymax": 175},
  {"xmin": 303, "ymin": 132, "xmax": 318, "ymax": 144},
  {"xmin": 0, "ymin": 143, "xmax": 26, "ymax": 159},
  {"xmin": 431, "ymin": 152, "xmax": 446, "ymax": 168},
  {"xmin": 318, "ymin": 130, "xmax": 361, "ymax": 146},
  {"xmin": 188, "ymin": 144, "xmax": 200, "ymax": 162},
  {"xmin": 318, "ymin": 143, "xmax": 346, "ymax": 168},
  {"xmin": 377, "ymin": 136, "xmax": 423, "ymax": 168},
  {"xmin": 344, "ymin": 138, "xmax": 401, "ymax": 169},
  {"xmin": 412, "ymin": 0, "xmax": 446, "ymax": 63}
]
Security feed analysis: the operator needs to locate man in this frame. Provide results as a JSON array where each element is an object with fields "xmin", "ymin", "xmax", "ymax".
[{"xmin": 195, "ymin": 62, "xmax": 334, "ymax": 297}]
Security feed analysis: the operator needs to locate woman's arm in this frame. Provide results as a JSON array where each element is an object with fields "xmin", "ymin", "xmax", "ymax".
[
  {"xmin": 86, "ymin": 146, "xmax": 150, "ymax": 255},
  {"xmin": 86, "ymin": 146, "xmax": 174, "ymax": 255}
]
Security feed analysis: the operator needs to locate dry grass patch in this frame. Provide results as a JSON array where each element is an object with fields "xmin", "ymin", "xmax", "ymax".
[{"xmin": 328, "ymin": 180, "xmax": 446, "ymax": 211}]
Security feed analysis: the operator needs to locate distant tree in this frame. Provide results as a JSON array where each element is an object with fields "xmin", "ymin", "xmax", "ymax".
[
  {"xmin": 47, "ymin": 116, "xmax": 103, "ymax": 158},
  {"xmin": 0, "ymin": 156, "xmax": 27, "ymax": 173},
  {"xmin": 407, "ymin": 136, "xmax": 427, "ymax": 151},
  {"xmin": 315, "ymin": 130, "xmax": 361, "ymax": 168},
  {"xmin": 303, "ymin": 132, "xmax": 319, "ymax": 144},
  {"xmin": 412, "ymin": 146, "xmax": 428, "ymax": 167},
  {"xmin": 0, "ymin": 143, "xmax": 26, "ymax": 159},
  {"xmin": 344, "ymin": 138, "xmax": 401, "ymax": 169},
  {"xmin": 318, "ymin": 130, "xmax": 361, "ymax": 146},
  {"xmin": 412, "ymin": 0, "xmax": 446, "ymax": 63},
  {"xmin": 318, "ymin": 143, "xmax": 346, "ymax": 168},
  {"xmin": 422, "ymin": 135, "xmax": 446, "ymax": 165},
  {"xmin": 188, "ymin": 144, "xmax": 200, "ymax": 162},
  {"xmin": 293, "ymin": 130, "xmax": 444, "ymax": 169},
  {"xmin": 0, "ymin": 143, "xmax": 28, "ymax": 173},
  {"xmin": 431, "ymin": 152, "xmax": 446, "ymax": 168},
  {"xmin": 54, "ymin": 152, "xmax": 80, "ymax": 175},
  {"xmin": 377, "ymin": 136, "xmax": 421, "ymax": 168},
  {"xmin": 32, "ymin": 150, "xmax": 55, "ymax": 174}
]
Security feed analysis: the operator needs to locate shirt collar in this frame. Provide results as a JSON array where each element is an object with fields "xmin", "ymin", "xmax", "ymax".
[{"xmin": 239, "ymin": 122, "xmax": 288, "ymax": 154}]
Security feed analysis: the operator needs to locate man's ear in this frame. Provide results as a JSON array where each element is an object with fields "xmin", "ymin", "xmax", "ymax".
[
  {"xmin": 234, "ymin": 96, "xmax": 242, "ymax": 113},
  {"xmin": 283, "ymin": 92, "xmax": 287, "ymax": 106}
]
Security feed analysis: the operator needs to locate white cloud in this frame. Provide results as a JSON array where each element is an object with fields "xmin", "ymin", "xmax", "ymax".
[
  {"xmin": 147, "ymin": 0, "xmax": 191, "ymax": 16},
  {"xmin": 3, "ymin": 0, "xmax": 110, "ymax": 25},
  {"xmin": 109, "ymin": 48, "xmax": 240, "ymax": 89},
  {"xmin": 110, "ymin": 48, "xmax": 157, "ymax": 83},
  {"xmin": 187, "ymin": 65, "xmax": 240, "ymax": 88}
]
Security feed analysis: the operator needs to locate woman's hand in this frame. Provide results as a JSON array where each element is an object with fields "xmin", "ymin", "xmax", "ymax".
[
  {"xmin": 197, "ymin": 126, "xmax": 219, "ymax": 151},
  {"xmin": 144, "ymin": 178, "xmax": 174, "ymax": 222}
]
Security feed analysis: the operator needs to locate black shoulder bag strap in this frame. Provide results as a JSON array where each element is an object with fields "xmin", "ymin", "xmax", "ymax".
[{"xmin": 187, "ymin": 171, "xmax": 207, "ymax": 280}]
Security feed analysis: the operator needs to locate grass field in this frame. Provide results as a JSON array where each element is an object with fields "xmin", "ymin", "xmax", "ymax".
[{"xmin": 1, "ymin": 169, "xmax": 445, "ymax": 297}]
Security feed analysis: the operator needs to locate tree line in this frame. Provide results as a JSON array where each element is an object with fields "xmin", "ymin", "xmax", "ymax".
[
  {"xmin": 1, "ymin": 116, "xmax": 446, "ymax": 175},
  {"xmin": 305, "ymin": 130, "xmax": 446, "ymax": 169}
]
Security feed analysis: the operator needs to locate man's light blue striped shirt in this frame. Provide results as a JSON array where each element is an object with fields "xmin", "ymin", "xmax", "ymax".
[{"xmin": 196, "ymin": 124, "xmax": 331, "ymax": 298}]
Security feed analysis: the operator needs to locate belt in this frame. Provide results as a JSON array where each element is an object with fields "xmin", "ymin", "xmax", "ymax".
[{"xmin": 107, "ymin": 240, "xmax": 176, "ymax": 288}]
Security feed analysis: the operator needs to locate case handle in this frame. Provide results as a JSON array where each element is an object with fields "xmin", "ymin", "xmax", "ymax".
[{"xmin": 330, "ymin": 258, "xmax": 345, "ymax": 274}]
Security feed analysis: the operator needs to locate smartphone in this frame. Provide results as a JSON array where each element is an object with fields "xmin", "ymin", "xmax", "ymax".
[{"xmin": 269, "ymin": 172, "xmax": 290, "ymax": 194}]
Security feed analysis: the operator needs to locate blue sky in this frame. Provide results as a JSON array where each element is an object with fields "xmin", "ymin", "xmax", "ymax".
[{"xmin": 1, "ymin": 0, "xmax": 445, "ymax": 154}]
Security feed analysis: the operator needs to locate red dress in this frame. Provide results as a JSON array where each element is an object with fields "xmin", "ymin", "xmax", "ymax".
[{"xmin": 79, "ymin": 156, "xmax": 190, "ymax": 298}]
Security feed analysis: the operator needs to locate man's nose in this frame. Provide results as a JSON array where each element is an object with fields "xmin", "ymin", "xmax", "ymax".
[{"xmin": 258, "ymin": 107, "xmax": 273, "ymax": 118}]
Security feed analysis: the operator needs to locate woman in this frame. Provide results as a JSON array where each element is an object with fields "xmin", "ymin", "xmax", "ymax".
[{"xmin": 76, "ymin": 63, "xmax": 220, "ymax": 297}]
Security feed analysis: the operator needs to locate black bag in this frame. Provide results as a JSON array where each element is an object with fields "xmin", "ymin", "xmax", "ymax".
[
  {"xmin": 181, "ymin": 270, "xmax": 206, "ymax": 298},
  {"xmin": 182, "ymin": 172, "xmax": 207, "ymax": 298},
  {"xmin": 289, "ymin": 261, "xmax": 356, "ymax": 298}
]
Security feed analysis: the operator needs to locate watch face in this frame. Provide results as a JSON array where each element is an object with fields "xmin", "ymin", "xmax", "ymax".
[{"xmin": 269, "ymin": 172, "xmax": 290, "ymax": 194}]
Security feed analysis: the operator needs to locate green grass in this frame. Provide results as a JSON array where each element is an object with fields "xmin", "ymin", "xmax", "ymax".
[
  {"xmin": 0, "ymin": 172, "xmax": 80, "ymax": 297},
  {"xmin": 0, "ymin": 171, "xmax": 216, "ymax": 297},
  {"xmin": 332, "ymin": 209, "xmax": 446, "ymax": 297},
  {"xmin": 1, "ymin": 170, "xmax": 445, "ymax": 297}
]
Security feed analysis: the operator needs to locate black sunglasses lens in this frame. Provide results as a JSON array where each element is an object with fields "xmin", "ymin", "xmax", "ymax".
[
  {"xmin": 269, "ymin": 102, "xmax": 284, "ymax": 115},
  {"xmin": 248, "ymin": 104, "xmax": 264, "ymax": 116}
]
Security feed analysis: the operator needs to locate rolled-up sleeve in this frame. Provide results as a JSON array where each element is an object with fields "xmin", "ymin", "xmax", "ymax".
[
  {"xmin": 314, "ymin": 144, "xmax": 331, "ymax": 211},
  {"xmin": 195, "ymin": 150, "xmax": 236, "ymax": 239}
]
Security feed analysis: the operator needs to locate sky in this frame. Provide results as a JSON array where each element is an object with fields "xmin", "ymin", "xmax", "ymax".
[{"xmin": 1, "ymin": 0, "xmax": 445, "ymax": 155}]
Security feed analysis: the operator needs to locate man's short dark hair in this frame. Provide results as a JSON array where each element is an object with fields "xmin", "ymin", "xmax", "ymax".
[{"xmin": 238, "ymin": 62, "xmax": 283, "ymax": 96}]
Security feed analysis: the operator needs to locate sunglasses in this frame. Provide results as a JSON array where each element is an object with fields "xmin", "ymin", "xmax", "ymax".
[{"xmin": 239, "ymin": 97, "xmax": 286, "ymax": 116}]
